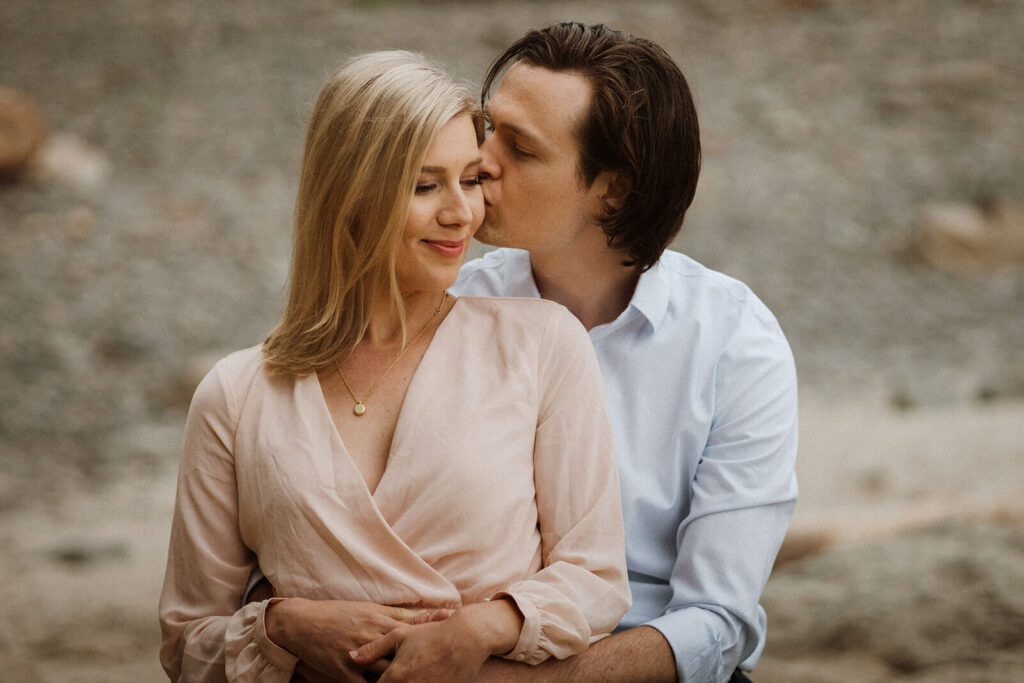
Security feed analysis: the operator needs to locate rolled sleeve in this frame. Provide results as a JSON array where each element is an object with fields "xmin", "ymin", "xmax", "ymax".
[{"xmin": 647, "ymin": 607, "xmax": 731, "ymax": 683}]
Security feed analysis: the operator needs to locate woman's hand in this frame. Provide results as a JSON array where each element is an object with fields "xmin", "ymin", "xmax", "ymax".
[
  {"xmin": 265, "ymin": 597, "xmax": 452, "ymax": 681},
  {"xmin": 349, "ymin": 598, "xmax": 524, "ymax": 682}
]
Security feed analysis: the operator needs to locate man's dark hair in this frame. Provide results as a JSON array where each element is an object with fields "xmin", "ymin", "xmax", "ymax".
[{"xmin": 483, "ymin": 22, "xmax": 701, "ymax": 271}]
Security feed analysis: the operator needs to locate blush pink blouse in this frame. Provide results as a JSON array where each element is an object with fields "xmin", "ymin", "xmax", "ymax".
[{"xmin": 159, "ymin": 297, "xmax": 631, "ymax": 681}]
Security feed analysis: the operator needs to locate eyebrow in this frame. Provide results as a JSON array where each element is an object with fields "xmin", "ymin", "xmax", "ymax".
[
  {"xmin": 493, "ymin": 121, "xmax": 543, "ymax": 148},
  {"xmin": 421, "ymin": 158, "xmax": 483, "ymax": 174},
  {"xmin": 484, "ymin": 106, "xmax": 544, "ymax": 146}
]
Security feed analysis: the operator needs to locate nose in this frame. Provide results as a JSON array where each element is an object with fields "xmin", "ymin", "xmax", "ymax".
[
  {"xmin": 438, "ymin": 187, "xmax": 475, "ymax": 228},
  {"xmin": 478, "ymin": 135, "xmax": 501, "ymax": 182}
]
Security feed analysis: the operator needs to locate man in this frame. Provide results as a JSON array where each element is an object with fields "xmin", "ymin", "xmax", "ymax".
[{"xmin": 454, "ymin": 23, "xmax": 798, "ymax": 683}]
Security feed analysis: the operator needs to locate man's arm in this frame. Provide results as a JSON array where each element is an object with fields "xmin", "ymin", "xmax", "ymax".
[
  {"xmin": 643, "ymin": 296, "xmax": 799, "ymax": 682},
  {"xmin": 475, "ymin": 626, "xmax": 676, "ymax": 682}
]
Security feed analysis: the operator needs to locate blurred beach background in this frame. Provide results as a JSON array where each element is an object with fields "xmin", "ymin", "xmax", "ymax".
[{"xmin": 1, "ymin": 1, "xmax": 1022, "ymax": 680}]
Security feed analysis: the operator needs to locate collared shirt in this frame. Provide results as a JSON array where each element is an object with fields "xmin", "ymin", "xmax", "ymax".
[{"xmin": 453, "ymin": 248, "xmax": 798, "ymax": 683}]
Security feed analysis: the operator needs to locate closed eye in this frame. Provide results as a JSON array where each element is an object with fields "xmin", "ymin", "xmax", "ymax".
[
  {"xmin": 510, "ymin": 144, "xmax": 534, "ymax": 159},
  {"xmin": 489, "ymin": 132, "xmax": 533, "ymax": 160}
]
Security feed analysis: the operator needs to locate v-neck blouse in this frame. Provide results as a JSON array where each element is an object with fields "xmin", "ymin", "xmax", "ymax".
[{"xmin": 159, "ymin": 297, "xmax": 630, "ymax": 681}]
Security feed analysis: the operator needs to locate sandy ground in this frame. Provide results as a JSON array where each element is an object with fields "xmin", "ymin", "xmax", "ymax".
[{"xmin": 2, "ymin": 0, "xmax": 1023, "ymax": 680}]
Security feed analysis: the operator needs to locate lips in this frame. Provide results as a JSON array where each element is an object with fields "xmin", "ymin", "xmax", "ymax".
[{"xmin": 423, "ymin": 239, "xmax": 465, "ymax": 257}]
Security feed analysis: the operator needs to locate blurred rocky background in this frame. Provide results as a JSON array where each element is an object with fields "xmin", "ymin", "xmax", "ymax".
[{"xmin": 1, "ymin": 0, "xmax": 1022, "ymax": 680}]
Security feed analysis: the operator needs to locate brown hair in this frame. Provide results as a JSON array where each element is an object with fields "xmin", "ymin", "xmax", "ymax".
[
  {"xmin": 263, "ymin": 51, "xmax": 483, "ymax": 375},
  {"xmin": 483, "ymin": 23, "xmax": 701, "ymax": 271}
]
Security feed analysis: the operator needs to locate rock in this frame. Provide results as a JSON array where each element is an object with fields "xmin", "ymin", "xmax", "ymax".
[
  {"xmin": 774, "ymin": 529, "xmax": 836, "ymax": 569},
  {"xmin": 0, "ymin": 87, "xmax": 48, "ymax": 178},
  {"xmin": 907, "ymin": 199, "xmax": 1024, "ymax": 273},
  {"xmin": 31, "ymin": 133, "xmax": 112, "ymax": 194},
  {"xmin": 762, "ymin": 519, "xmax": 1024, "ymax": 677}
]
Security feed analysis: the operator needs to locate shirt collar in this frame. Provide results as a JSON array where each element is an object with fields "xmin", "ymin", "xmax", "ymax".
[
  {"xmin": 501, "ymin": 249, "xmax": 542, "ymax": 298},
  {"xmin": 508, "ymin": 248, "xmax": 670, "ymax": 332},
  {"xmin": 624, "ymin": 259, "xmax": 671, "ymax": 332}
]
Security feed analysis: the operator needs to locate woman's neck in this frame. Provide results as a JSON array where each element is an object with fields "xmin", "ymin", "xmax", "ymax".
[{"xmin": 363, "ymin": 290, "xmax": 446, "ymax": 347}]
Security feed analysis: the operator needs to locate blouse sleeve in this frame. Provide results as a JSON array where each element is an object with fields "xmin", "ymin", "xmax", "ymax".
[
  {"xmin": 496, "ymin": 307, "xmax": 632, "ymax": 664},
  {"xmin": 158, "ymin": 361, "xmax": 299, "ymax": 682}
]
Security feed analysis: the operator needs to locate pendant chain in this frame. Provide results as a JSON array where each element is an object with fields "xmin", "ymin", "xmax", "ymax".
[{"xmin": 334, "ymin": 291, "xmax": 446, "ymax": 416}]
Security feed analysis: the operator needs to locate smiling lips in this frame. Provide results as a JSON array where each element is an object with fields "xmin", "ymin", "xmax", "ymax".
[{"xmin": 424, "ymin": 239, "xmax": 465, "ymax": 257}]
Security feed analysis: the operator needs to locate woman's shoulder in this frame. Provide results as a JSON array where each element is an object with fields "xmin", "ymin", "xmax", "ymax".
[
  {"xmin": 207, "ymin": 344, "xmax": 266, "ymax": 382},
  {"xmin": 190, "ymin": 344, "xmax": 267, "ymax": 410},
  {"xmin": 451, "ymin": 296, "xmax": 588, "ymax": 348},
  {"xmin": 453, "ymin": 295, "xmax": 574, "ymax": 324}
]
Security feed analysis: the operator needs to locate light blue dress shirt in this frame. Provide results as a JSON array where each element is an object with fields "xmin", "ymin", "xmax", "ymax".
[{"xmin": 453, "ymin": 248, "xmax": 798, "ymax": 683}]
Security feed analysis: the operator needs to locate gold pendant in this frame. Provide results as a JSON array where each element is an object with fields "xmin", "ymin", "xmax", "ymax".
[{"xmin": 353, "ymin": 402, "xmax": 366, "ymax": 416}]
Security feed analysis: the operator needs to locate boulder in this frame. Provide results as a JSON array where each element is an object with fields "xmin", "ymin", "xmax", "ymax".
[
  {"xmin": 908, "ymin": 199, "xmax": 1024, "ymax": 272},
  {"xmin": 0, "ymin": 87, "xmax": 48, "ymax": 178}
]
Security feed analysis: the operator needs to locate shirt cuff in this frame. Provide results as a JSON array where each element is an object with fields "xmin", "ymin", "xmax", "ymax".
[
  {"xmin": 491, "ymin": 592, "xmax": 542, "ymax": 664},
  {"xmin": 646, "ymin": 608, "xmax": 726, "ymax": 683},
  {"xmin": 257, "ymin": 598, "xmax": 302, "ymax": 671}
]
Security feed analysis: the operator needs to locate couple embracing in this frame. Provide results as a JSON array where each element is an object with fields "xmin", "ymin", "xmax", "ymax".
[{"xmin": 160, "ymin": 22, "xmax": 798, "ymax": 683}]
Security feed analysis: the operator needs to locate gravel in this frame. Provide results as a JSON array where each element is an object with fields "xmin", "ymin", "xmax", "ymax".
[{"xmin": 1, "ymin": 0, "xmax": 1022, "ymax": 496}]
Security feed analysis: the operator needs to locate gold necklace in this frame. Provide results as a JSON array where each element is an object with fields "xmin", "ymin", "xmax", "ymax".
[{"xmin": 334, "ymin": 291, "xmax": 446, "ymax": 417}]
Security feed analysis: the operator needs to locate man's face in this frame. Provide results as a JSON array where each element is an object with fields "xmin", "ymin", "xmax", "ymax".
[{"xmin": 476, "ymin": 63, "xmax": 605, "ymax": 257}]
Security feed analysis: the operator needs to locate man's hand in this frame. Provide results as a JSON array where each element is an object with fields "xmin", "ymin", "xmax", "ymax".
[
  {"xmin": 265, "ymin": 597, "xmax": 451, "ymax": 681},
  {"xmin": 350, "ymin": 598, "xmax": 523, "ymax": 682}
]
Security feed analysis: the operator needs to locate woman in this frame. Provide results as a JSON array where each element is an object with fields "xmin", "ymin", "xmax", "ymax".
[{"xmin": 159, "ymin": 51, "xmax": 630, "ymax": 682}]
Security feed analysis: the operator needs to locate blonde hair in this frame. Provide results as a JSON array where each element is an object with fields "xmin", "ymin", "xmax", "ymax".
[{"xmin": 264, "ymin": 51, "xmax": 483, "ymax": 375}]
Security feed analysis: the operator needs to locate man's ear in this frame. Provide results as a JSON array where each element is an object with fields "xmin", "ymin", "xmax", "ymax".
[{"xmin": 595, "ymin": 170, "xmax": 632, "ymax": 215}]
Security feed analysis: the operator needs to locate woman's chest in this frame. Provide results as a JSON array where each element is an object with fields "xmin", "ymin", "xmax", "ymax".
[{"xmin": 232, "ymin": 348, "xmax": 543, "ymax": 551}]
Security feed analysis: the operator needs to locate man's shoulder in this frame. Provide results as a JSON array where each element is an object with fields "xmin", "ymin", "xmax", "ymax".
[
  {"xmin": 655, "ymin": 249, "xmax": 780, "ymax": 329},
  {"xmin": 460, "ymin": 246, "xmax": 528, "ymax": 273},
  {"xmin": 453, "ymin": 248, "xmax": 531, "ymax": 297},
  {"xmin": 656, "ymin": 249, "xmax": 757, "ymax": 305}
]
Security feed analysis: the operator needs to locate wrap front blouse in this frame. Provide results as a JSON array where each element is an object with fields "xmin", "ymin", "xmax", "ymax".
[{"xmin": 159, "ymin": 297, "xmax": 631, "ymax": 681}]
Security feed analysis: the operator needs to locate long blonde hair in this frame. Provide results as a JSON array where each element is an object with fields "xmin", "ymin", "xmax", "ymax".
[{"xmin": 264, "ymin": 51, "xmax": 482, "ymax": 375}]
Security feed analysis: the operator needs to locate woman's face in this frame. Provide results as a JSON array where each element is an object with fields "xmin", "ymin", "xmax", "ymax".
[{"xmin": 395, "ymin": 114, "xmax": 484, "ymax": 294}]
